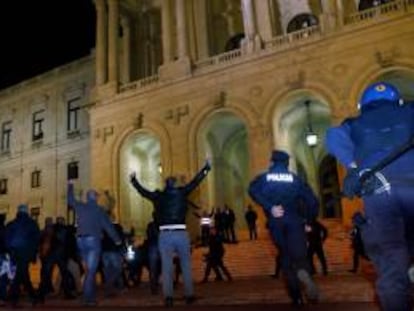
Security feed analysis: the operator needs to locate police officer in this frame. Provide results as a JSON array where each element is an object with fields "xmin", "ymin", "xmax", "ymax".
[
  {"xmin": 326, "ymin": 81, "xmax": 414, "ymax": 311},
  {"xmin": 130, "ymin": 160, "xmax": 211, "ymax": 308},
  {"xmin": 248, "ymin": 150, "xmax": 319, "ymax": 307}
]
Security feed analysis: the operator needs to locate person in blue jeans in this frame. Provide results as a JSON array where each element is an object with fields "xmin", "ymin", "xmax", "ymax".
[
  {"xmin": 326, "ymin": 81, "xmax": 414, "ymax": 311},
  {"xmin": 67, "ymin": 181, "xmax": 121, "ymax": 306},
  {"xmin": 130, "ymin": 159, "xmax": 211, "ymax": 307}
]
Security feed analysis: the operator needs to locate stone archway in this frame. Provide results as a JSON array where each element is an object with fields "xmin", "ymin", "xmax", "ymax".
[
  {"xmin": 287, "ymin": 13, "xmax": 319, "ymax": 33},
  {"xmin": 370, "ymin": 71, "xmax": 414, "ymax": 102},
  {"xmin": 273, "ymin": 92, "xmax": 337, "ymax": 218},
  {"xmin": 119, "ymin": 131, "xmax": 161, "ymax": 235},
  {"xmin": 197, "ymin": 111, "xmax": 249, "ymax": 229}
]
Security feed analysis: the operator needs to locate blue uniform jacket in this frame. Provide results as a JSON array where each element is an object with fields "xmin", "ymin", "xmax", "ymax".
[
  {"xmin": 326, "ymin": 101, "xmax": 414, "ymax": 179},
  {"xmin": 248, "ymin": 162, "xmax": 319, "ymax": 229}
]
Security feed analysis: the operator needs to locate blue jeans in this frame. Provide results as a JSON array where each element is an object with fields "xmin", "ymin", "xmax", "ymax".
[
  {"xmin": 158, "ymin": 230, "xmax": 193, "ymax": 298},
  {"xmin": 361, "ymin": 183, "xmax": 414, "ymax": 311},
  {"xmin": 102, "ymin": 251, "xmax": 123, "ymax": 294},
  {"xmin": 77, "ymin": 236, "xmax": 101, "ymax": 304}
]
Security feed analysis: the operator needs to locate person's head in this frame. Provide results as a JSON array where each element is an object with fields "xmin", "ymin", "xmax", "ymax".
[
  {"xmin": 86, "ymin": 189, "xmax": 99, "ymax": 203},
  {"xmin": 165, "ymin": 176, "xmax": 177, "ymax": 189},
  {"xmin": 359, "ymin": 81, "xmax": 401, "ymax": 112},
  {"xmin": 17, "ymin": 204, "xmax": 29, "ymax": 215},
  {"xmin": 270, "ymin": 150, "xmax": 290, "ymax": 167},
  {"xmin": 56, "ymin": 216, "xmax": 65, "ymax": 225},
  {"xmin": 44, "ymin": 216, "xmax": 53, "ymax": 227}
]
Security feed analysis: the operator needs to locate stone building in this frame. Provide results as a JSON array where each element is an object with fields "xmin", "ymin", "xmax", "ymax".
[{"xmin": 0, "ymin": 0, "xmax": 413, "ymax": 238}]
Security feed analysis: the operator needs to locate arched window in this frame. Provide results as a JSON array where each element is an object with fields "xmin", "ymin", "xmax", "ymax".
[
  {"xmin": 287, "ymin": 14, "xmax": 318, "ymax": 33},
  {"xmin": 358, "ymin": 0, "xmax": 394, "ymax": 11},
  {"xmin": 224, "ymin": 33, "xmax": 245, "ymax": 52}
]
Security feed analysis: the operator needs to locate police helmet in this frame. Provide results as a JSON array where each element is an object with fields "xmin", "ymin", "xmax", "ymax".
[{"xmin": 359, "ymin": 82, "xmax": 401, "ymax": 108}]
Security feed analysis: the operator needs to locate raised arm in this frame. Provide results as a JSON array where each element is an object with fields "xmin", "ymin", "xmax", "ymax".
[
  {"xmin": 130, "ymin": 172, "xmax": 157, "ymax": 201},
  {"xmin": 67, "ymin": 180, "xmax": 80, "ymax": 210},
  {"xmin": 183, "ymin": 160, "xmax": 211, "ymax": 195}
]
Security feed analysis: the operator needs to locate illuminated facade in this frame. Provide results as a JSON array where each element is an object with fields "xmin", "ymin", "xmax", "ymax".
[{"xmin": 0, "ymin": 0, "xmax": 413, "ymax": 237}]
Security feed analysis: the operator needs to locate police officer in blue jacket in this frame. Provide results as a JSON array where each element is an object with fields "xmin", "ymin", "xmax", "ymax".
[
  {"xmin": 248, "ymin": 150, "xmax": 319, "ymax": 307},
  {"xmin": 326, "ymin": 81, "xmax": 414, "ymax": 311}
]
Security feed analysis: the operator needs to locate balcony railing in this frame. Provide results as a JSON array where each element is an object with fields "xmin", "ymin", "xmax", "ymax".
[
  {"xmin": 264, "ymin": 25, "xmax": 321, "ymax": 50},
  {"xmin": 193, "ymin": 49, "xmax": 243, "ymax": 70},
  {"xmin": 119, "ymin": 74, "xmax": 159, "ymax": 93},
  {"xmin": 118, "ymin": 0, "xmax": 413, "ymax": 95},
  {"xmin": 345, "ymin": 0, "xmax": 414, "ymax": 25}
]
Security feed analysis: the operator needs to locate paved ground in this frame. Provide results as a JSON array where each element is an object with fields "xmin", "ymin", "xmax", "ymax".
[{"xmin": 4, "ymin": 272, "xmax": 380, "ymax": 310}]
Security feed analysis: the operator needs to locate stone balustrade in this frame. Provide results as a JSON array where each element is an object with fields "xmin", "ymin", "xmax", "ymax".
[{"xmin": 118, "ymin": 0, "xmax": 414, "ymax": 95}]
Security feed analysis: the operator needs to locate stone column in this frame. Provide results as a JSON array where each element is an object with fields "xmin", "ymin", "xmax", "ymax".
[
  {"xmin": 95, "ymin": 0, "xmax": 107, "ymax": 86},
  {"xmin": 336, "ymin": 0, "xmax": 344, "ymax": 27},
  {"xmin": 253, "ymin": 0, "xmax": 273, "ymax": 43},
  {"xmin": 161, "ymin": 0, "xmax": 173, "ymax": 63},
  {"xmin": 193, "ymin": 0, "xmax": 209, "ymax": 59},
  {"xmin": 241, "ymin": 0, "xmax": 257, "ymax": 52},
  {"xmin": 321, "ymin": 0, "xmax": 338, "ymax": 32},
  {"xmin": 120, "ymin": 14, "xmax": 131, "ymax": 83},
  {"xmin": 223, "ymin": 0, "xmax": 237, "ymax": 36},
  {"xmin": 107, "ymin": 0, "xmax": 119, "ymax": 83},
  {"xmin": 176, "ymin": 0, "xmax": 189, "ymax": 59}
]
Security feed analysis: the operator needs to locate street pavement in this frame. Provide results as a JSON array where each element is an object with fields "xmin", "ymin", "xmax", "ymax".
[{"xmin": 2, "ymin": 272, "xmax": 381, "ymax": 310}]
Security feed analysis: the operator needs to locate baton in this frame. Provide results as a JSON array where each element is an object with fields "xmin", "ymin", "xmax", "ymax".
[{"xmin": 359, "ymin": 135, "xmax": 414, "ymax": 183}]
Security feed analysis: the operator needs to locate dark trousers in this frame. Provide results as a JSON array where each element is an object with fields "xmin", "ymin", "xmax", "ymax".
[
  {"xmin": 9, "ymin": 250, "xmax": 36, "ymax": 305},
  {"xmin": 247, "ymin": 223, "xmax": 257, "ymax": 240},
  {"xmin": 270, "ymin": 222, "xmax": 311, "ymax": 302},
  {"xmin": 307, "ymin": 243, "xmax": 327, "ymax": 275},
  {"xmin": 224, "ymin": 225, "xmax": 237, "ymax": 243},
  {"xmin": 361, "ymin": 184, "xmax": 414, "ymax": 311},
  {"xmin": 202, "ymin": 256, "xmax": 232, "ymax": 281},
  {"xmin": 201, "ymin": 226, "xmax": 210, "ymax": 246},
  {"xmin": 39, "ymin": 252, "xmax": 74, "ymax": 298},
  {"xmin": 148, "ymin": 245, "xmax": 161, "ymax": 294}
]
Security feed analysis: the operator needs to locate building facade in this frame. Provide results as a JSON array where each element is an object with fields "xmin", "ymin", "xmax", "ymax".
[{"xmin": 0, "ymin": 0, "xmax": 413, "ymax": 237}]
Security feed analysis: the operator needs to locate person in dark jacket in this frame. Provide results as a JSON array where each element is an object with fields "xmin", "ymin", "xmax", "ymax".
[
  {"xmin": 305, "ymin": 219, "xmax": 328, "ymax": 275},
  {"xmin": 146, "ymin": 212, "xmax": 161, "ymax": 295},
  {"xmin": 201, "ymin": 226, "xmax": 232, "ymax": 283},
  {"xmin": 67, "ymin": 181, "xmax": 121, "ymax": 306},
  {"xmin": 130, "ymin": 160, "xmax": 211, "ymax": 307},
  {"xmin": 248, "ymin": 150, "xmax": 319, "ymax": 307},
  {"xmin": 245, "ymin": 204, "xmax": 258, "ymax": 240},
  {"xmin": 5, "ymin": 204, "xmax": 40, "ymax": 307},
  {"xmin": 223, "ymin": 205, "xmax": 237, "ymax": 243},
  {"xmin": 101, "ymin": 214, "xmax": 125, "ymax": 297},
  {"xmin": 325, "ymin": 82, "xmax": 414, "ymax": 311},
  {"xmin": 349, "ymin": 219, "xmax": 368, "ymax": 273}
]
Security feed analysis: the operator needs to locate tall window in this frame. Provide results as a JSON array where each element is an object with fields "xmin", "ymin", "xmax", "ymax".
[
  {"xmin": 31, "ymin": 169, "xmax": 41, "ymax": 188},
  {"xmin": 67, "ymin": 98, "xmax": 81, "ymax": 132},
  {"xmin": 0, "ymin": 179, "xmax": 7, "ymax": 195},
  {"xmin": 67, "ymin": 161, "xmax": 79, "ymax": 180},
  {"xmin": 30, "ymin": 207, "xmax": 40, "ymax": 223},
  {"xmin": 1, "ymin": 121, "xmax": 11, "ymax": 152},
  {"xmin": 32, "ymin": 110, "xmax": 45, "ymax": 141}
]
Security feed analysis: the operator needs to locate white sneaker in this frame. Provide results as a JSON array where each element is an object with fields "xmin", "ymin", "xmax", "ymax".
[{"xmin": 297, "ymin": 269, "xmax": 319, "ymax": 302}]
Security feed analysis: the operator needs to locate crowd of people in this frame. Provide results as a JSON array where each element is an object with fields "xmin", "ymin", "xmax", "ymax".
[{"xmin": 0, "ymin": 80, "xmax": 411, "ymax": 310}]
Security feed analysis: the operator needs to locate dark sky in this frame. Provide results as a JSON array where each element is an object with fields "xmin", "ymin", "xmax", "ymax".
[{"xmin": 0, "ymin": 0, "xmax": 96, "ymax": 90}]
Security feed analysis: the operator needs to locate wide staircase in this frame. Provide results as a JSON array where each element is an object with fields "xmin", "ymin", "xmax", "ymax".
[
  {"xmin": 29, "ymin": 218, "xmax": 372, "ymax": 286},
  {"xmin": 191, "ymin": 218, "xmax": 358, "ymax": 281}
]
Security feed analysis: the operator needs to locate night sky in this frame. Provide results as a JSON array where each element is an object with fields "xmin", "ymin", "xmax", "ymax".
[{"xmin": 0, "ymin": 0, "xmax": 96, "ymax": 90}]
